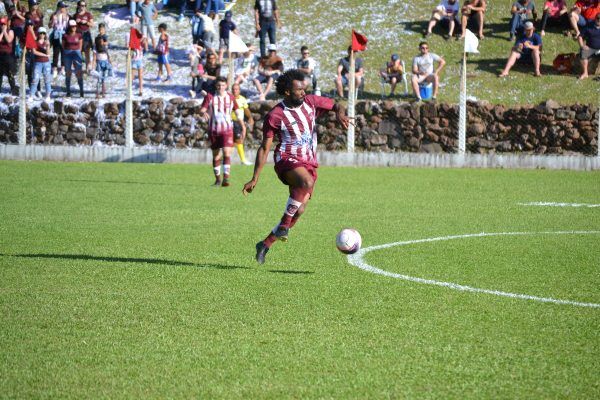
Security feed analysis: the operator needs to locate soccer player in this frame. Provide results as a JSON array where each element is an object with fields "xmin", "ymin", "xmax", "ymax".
[
  {"xmin": 231, "ymin": 83, "xmax": 254, "ymax": 166},
  {"xmin": 200, "ymin": 76, "xmax": 243, "ymax": 187},
  {"xmin": 242, "ymin": 69, "xmax": 349, "ymax": 264}
]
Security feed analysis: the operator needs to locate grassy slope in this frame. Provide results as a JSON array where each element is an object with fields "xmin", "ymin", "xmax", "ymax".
[{"xmin": 0, "ymin": 160, "xmax": 599, "ymax": 398}]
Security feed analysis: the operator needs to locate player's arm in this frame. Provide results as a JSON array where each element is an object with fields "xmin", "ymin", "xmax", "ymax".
[
  {"xmin": 332, "ymin": 103, "xmax": 349, "ymax": 129},
  {"xmin": 242, "ymin": 135, "xmax": 273, "ymax": 195}
]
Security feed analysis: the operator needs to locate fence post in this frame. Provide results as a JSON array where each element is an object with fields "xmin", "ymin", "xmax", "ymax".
[
  {"xmin": 347, "ymin": 50, "xmax": 355, "ymax": 153},
  {"xmin": 125, "ymin": 50, "xmax": 133, "ymax": 148},
  {"xmin": 18, "ymin": 51, "xmax": 26, "ymax": 145},
  {"xmin": 597, "ymin": 100, "xmax": 599, "ymax": 158},
  {"xmin": 458, "ymin": 53, "xmax": 467, "ymax": 155}
]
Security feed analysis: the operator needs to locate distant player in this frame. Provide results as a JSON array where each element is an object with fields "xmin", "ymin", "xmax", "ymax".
[
  {"xmin": 200, "ymin": 76, "xmax": 243, "ymax": 187},
  {"xmin": 242, "ymin": 69, "xmax": 349, "ymax": 264}
]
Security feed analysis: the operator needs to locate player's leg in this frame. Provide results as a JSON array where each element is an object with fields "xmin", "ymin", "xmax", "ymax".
[
  {"xmin": 221, "ymin": 146, "xmax": 232, "ymax": 186},
  {"xmin": 212, "ymin": 147, "xmax": 222, "ymax": 185}
]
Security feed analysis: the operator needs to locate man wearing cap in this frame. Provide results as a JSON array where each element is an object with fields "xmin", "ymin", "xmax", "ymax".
[
  {"xmin": 217, "ymin": 10, "xmax": 237, "ymax": 64},
  {"xmin": 577, "ymin": 12, "xmax": 600, "ymax": 79},
  {"xmin": 0, "ymin": 16, "xmax": 17, "ymax": 95},
  {"xmin": 379, "ymin": 53, "xmax": 404, "ymax": 97},
  {"xmin": 49, "ymin": 1, "xmax": 70, "ymax": 78},
  {"xmin": 254, "ymin": 0, "xmax": 281, "ymax": 57},
  {"xmin": 499, "ymin": 20, "xmax": 542, "ymax": 77},
  {"xmin": 425, "ymin": 0, "xmax": 460, "ymax": 39},
  {"xmin": 253, "ymin": 43, "xmax": 283, "ymax": 101}
]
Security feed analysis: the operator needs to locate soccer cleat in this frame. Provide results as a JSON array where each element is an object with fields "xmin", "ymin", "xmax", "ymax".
[
  {"xmin": 242, "ymin": 160, "xmax": 253, "ymax": 166},
  {"xmin": 212, "ymin": 178, "xmax": 222, "ymax": 186},
  {"xmin": 255, "ymin": 241, "xmax": 269, "ymax": 264},
  {"xmin": 274, "ymin": 225, "xmax": 289, "ymax": 242},
  {"xmin": 221, "ymin": 179, "xmax": 230, "ymax": 187}
]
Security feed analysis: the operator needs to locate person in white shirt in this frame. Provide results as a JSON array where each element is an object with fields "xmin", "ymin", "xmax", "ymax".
[
  {"xmin": 200, "ymin": 11, "xmax": 217, "ymax": 50},
  {"xmin": 411, "ymin": 41, "xmax": 446, "ymax": 101},
  {"xmin": 295, "ymin": 45, "xmax": 319, "ymax": 94},
  {"xmin": 425, "ymin": 0, "xmax": 461, "ymax": 39},
  {"xmin": 234, "ymin": 45, "xmax": 258, "ymax": 85}
]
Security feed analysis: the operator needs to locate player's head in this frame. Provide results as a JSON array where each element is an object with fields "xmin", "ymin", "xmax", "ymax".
[
  {"xmin": 215, "ymin": 76, "xmax": 228, "ymax": 94},
  {"xmin": 276, "ymin": 69, "xmax": 307, "ymax": 107}
]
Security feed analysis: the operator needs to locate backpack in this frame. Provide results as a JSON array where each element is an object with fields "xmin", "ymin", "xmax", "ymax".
[{"xmin": 552, "ymin": 53, "xmax": 576, "ymax": 74}]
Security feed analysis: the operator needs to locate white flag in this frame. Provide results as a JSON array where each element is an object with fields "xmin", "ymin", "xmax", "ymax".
[
  {"xmin": 228, "ymin": 31, "xmax": 248, "ymax": 53},
  {"xmin": 464, "ymin": 29, "xmax": 479, "ymax": 54}
]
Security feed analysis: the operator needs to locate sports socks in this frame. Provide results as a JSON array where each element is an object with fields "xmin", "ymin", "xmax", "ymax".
[
  {"xmin": 235, "ymin": 143, "xmax": 246, "ymax": 163},
  {"xmin": 213, "ymin": 158, "xmax": 222, "ymax": 179},
  {"xmin": 223, "ymin": 156, "xmax": 231, "ymax": 180}
]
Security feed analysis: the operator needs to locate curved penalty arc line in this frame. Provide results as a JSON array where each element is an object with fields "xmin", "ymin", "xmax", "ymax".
[{"xmin": 347, "ymin": 231, "xmax": 600, "ymax": 308}]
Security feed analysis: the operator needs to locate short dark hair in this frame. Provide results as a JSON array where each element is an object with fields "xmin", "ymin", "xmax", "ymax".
[
  {"xmin": 216, "ymin": 76, "xmax": 228, "ymax": 85},
  {"xmin": 300, "ymin": 45, "xmax": 308, "ymax": 53},
  {"xmin": 276, "ymin": 69, "xmax": 306, "ymax": 96},
  {"xmin": 98, "ymin": 22, "xmax": 105, "ymax": 29},
  {"xmin": 158, "ymin": 23, "xmax": 167, "ymax": 31},
  {"xmin": 419, "ymin": 41, "xmax": 428, "ymax": 48}
]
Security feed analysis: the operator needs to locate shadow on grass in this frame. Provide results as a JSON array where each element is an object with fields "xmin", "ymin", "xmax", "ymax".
[
  {"xmin": 1, "ymin": 253, "xmax": 247, "ymax": 270},
  {"xmin": 268, "ymin": 269, "xmax": 314, "ymax": 275},
  {"xmin": 65, "ymin": 179, "xmax": 188, "ymax": 186}
]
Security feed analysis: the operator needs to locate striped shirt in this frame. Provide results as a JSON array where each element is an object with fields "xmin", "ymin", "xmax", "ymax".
[
  {"xmin": 263, "ymin": 95, "xmax": 334, "ymax": 167},
  {"xmin": 201, "ymin": 92, "xmax": 239, "ymax": 135},
  {"xmin": 255, "ymin": 0, "xmax": 277, "ymax": 20}
]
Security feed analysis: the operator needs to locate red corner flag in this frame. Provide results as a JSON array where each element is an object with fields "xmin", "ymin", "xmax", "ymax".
[
  {"xmin": 128, "ymin": 27, "xmax": 142, "ymax": 50},
  {"xmin": 351, "ymin": 30, "xmax": 368, "ymax": 52},
  {"xmin": 24, "ymin": 28, "xmax": 37, "ymax": 50}
]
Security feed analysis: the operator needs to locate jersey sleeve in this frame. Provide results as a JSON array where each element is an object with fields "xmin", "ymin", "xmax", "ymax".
[
  {"xmin": 306, "ymin": 95, "xmax": 334, "ymax": 118},
  {"xmin": 200, "ymin": 93, "xmax": 212, "ymax": 110},
  {"xmin": 263, "ymin": 111, "xmax": 279, "ymax": 139}
]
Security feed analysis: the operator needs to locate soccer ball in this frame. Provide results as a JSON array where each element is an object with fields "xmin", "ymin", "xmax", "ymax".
[{"xmin": 336, "ymin": 228, "xmax": 362, "ymax": 254}]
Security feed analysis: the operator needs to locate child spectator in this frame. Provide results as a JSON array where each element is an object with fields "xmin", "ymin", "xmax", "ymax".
[
  {"xmin": 218, "ymin": 10, "xmax": 237, "ymax": 64},
  {"xmin": 499, "ymin": 21, "xmax": 542, "ymax": 77},
  {"xmin": 156, "ymin": 23, "xmax": 173, "ymax": 82},
  {"xmin": 190, "ymin": 8, "xmax": 205, "ymax": 45},
  {"xmin": 539, "ymin": 0, "xmax": 568, "ymax": 36},
  {"xmin": 74, "ymin": 0, "xmax": 94, "ymax": 73},
  {"xmin": 92, "ymin": 23, "xmax": 113, "ymax": 99},
  {"xmin": 128, "ymin": 20, "xmax": 146, "ymax": 96},
  {"xmin": 0, "ymin": 16, "xmax": 17, "ymax": 95},
  {"xmin": 425, "ymin": 0, "xmax": 460, "ymax": 39},
  {"xmin": 29, "ymin": 26, "xmax": 52, "ymax": 101},
  {"xmin": 48, "ymin": 1, "xmax": 70, "ymax": 78},
  {"xmin": 62, "ymin": 19, "xmax": 84, "ymax": 97},
  {"xmin": 509, "ymin": 0, "xmax": 537, "ymax": 40},
  {"xmin": 138, "ymin": 0, "xmax": 158, "ymax": 52}
]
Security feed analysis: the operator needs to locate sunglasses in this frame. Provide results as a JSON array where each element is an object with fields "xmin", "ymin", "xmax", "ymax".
[
  {"xmin": 302, "ymin": 52, "xmax": 309, "ymax": 55},
  {"xmin": 420, "ymin": 46, "xmax": 428, "ymax": 50}
]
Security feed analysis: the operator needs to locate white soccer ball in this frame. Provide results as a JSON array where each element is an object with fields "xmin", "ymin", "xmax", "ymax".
[{"xmin": 336, "ymin": 228, "xmax": 362, "ymax": 254}]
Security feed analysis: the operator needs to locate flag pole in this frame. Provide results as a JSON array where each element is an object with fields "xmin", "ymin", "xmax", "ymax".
[
  {"xmin": 125, "ymin": 49, "xmax": 133, "ymax": 148},
  {"xmin": 18, "ymin": 49, "xmax": 27, "ymax": 145},
  {"xmin": 347, "ymin": 48, "xmax": 355, "ymax": 153},
  {"xmin": 227, "ymin": 50, "xmax": 233, "ymax": 89},
  {"xmin": 458, "ymin": 51, "xmax": 467, "ymax": 155}
]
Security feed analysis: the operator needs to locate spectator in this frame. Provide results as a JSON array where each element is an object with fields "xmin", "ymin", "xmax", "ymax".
[
  {"xmin": 129, "ymin": 0, "xmax": 140, "ymax": 22},
  {"xmin": 577, "ymin": 13, "xmax": 600, "ymax": 79},
  {"xmin": 9, "ymin": 1, "xmax": 27, "ymax": 40},
  {"xmin": 92, "ymin": 23, "xmax": 112, "ymax": 99},
  {"xmin": 0, "ymin": 16, "xmax": 17, "ymax": 95},
  {"xmin": 540, "ymin": 0, "xmax": 569, "ymax": 36},
  {"xmin": 509, "ymin": 0, "xmax": 537, "ymax": 40},
  {"xmin": 138, "ymin": 0, "xmax": 158, "ymax": 52},
  {"xmin": 233, "ymin": 45, "xmax": 258, "ymax": 85},
  {"xmin": 29, "ymin": 26, "xmax": 51, "ymax": 101},
  {"xmin": 128, "ymin": 18, "xmax": 146, "ymax": 96},
  {"xmin": 190, "ymin": 8, "xmax": 205, "ymax": 45},
  {"xmin": 296, "ymin": 45, "xmax": 319, "ymax": 94},
  {"xmin": 254, "ymin": 0, "xmax": 280, "ymax": 57},
  {"xmin": 62, "ymin": 19, "xmax": 84, "ymax": 97},
  {"xmin": 201, "ymin": 50, "xmax": 221, "ymax": 95},
  {"xmin": 74, "ymin": 0, "xmax": 94, "ymax": 73},
  {"xmin": 200, "ymin": 11, "xmax": 217, "ymax": 50},
  {"xmin": 231, "ymin": 82, "xmax": 254, "ymax": 166},
  {"xmin": 188, "ymin": 41, "xmax": 205, "ymax": 97},
  {"xmin": 48, "ymin": 1, "xmax": 69, "ymax": 78},
  {"xmin": 411, "ymin": 41, "xmax": 445, "ymax": 101},
  {"xmin": 335, "ymin": 46, "xmax": 364, "ymax": 98},
  {"xmin": 28, "ymin": 0, "xmax": 43, "ymax": 31},
  {"xmin": 205, "ymin": 0, "xmax": 225, "ymax": 14},
  {"xmin": 459, "ymin": 0, "xmax": 487, "ymax": 40},
  {"xmin": 499, "ymin": 21, "xmax": 542, "ymax": 77},
  {"xmin": 218, "ymin": 10, "xmax": 237, "ymax": 64},
  {"xmin": 569, "ymin": 0, "xmax": 600, "ymax": 38},
  {"xmin": 156, "ymin": 23, "xmax": 173, "ymax": 82},
  {"xmin": 425, "ymin": 0, "xmax": 460, "ymax": 40},
  {"xmin": 253, "ymin": 43, "xmax": 283, "ymax": 100},
  {"xmin": 379, "ymin": 54, "xmax": 404, "ymax": 97}
]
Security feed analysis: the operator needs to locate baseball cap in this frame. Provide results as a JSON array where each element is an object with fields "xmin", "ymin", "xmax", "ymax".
[
  {"xmin": 225, "ymin": 10, "xmax": 232, "ymax": 18},
  {"xmin": 57, "ymin": 1, "xmax": 68, "ymax": 8},
  {"xmin": 391, "ymin": 54, "xmax": 399, "ymax": 61},
  {"xmin": 30, "ymin": 0, "xmax": 38, "ymax": 5},
  {"xmin": 37, "ymin": 27, "xmax": 47, "ymax": 34},
  {"xmin": 267, "ymin": 43, "xmax": 277, "ymax": 51},
  {"xmin": 68, "ymin": 19, "xmax": 77, "ymax": 26},
  {"xmin": 524, "ymin": 21, "xmax": 534, "ymax": 30}
]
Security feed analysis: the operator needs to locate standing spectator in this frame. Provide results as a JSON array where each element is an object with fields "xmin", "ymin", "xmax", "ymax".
[
  {"xmin": 411, "ymin": 41, "xmax": 446, "ymax": 101},
  {"xmin": 201, "ymin": 50, "xmax": 220, "ymax": 94},
  {"xmin": 200, "ymin": 11, "xmax": 217, "ymax": 50},
  {"xmin": 577, "ymin": 13, "xmax": 600, "ymax": 79},
  {"xmin": 205, "ymin": 0, "xmax": 225, "ymax": 14},
  {"xmin": 539, "ymin": 0, "xmax": 569, "ymax": 36},
  {"xmin": 29, "ymin": 26, "xmax": 51, "ymax": 101},
  {"xmin": 0, "ymin": 16, "xmax": 17, "ymax": 95},
  {"xmin": 379, "ymin": 54, "xmax": 404, "ymax": 97},
  {"xmin": 231, "ymin": 82, "xmax": 254, "ymax": 165},
  {"xmin": 138, "ymin": 0, "xmax": 158, "ymax": 52},
  {"xmin": 568, "ymin": 0, "xmax": 600, "ymax": 38},
  {"xmin": 74, "ymin": 0, "xmax": 93, "ymax": 72},
  {"xmin": 156, "ymin": 23, "xmax": 173, "ymax": 82},
  {"xmin": 129, "ymin": 0, "xmax": 141, "ymax": 22},
  {"xmin": 218, "ymin": 10, "xmax": 236, "ymax": 64},
  {"xmin": 48, "ymin": 1, "xmax": 70, "ymax": 78},
  {"xmin": 509, "ymin": 0, "xmax": 537, "ymax": 40},
  {"xmin": 199, "ymin": 76, "xmax": 243, "ymax": 187},
  {"xmin": 459, "ymin": 0, "xmax": 487, "ymax": 40},
  {"xmin": 28, "ymin": 0, "xmax": 43, "ymax": 31},
  {"xmin": 234, "ymin": 45, "xmax": 258, "ymax": 85},
  {"xmin": 295, "ymin": 45, "xmax": 319, "ymax": 94},
  {"xmin": 335, "ymin": 46, "xmax": 364, "ymax": 98},
  {"xmin": 425, "ymin": 0, "xmax": 461, "ymax": 39},
  {"xmin": 499, "ymin": 21, "xmax": 542, "ymax": 77},
  {"xmin": 128, "ymin": 19, "xmax": 146, "ymax": 97},
  {"xmin": 253, "ymin": 43, "xmax": 283, "ymax": 100},
  {"xmin": 254, "ymin": 0, "xmax": 281, "ymax": 57},
  {"xmin": 190, "ymin": 8, "xmax": 205, "ymax": 45},
  {"xmin": 62, "ymin": 19, "xmax": 84, "ymax": 97},
  {"xmin": 9, "ymin": 1, "xmax": 27, "ymax": 40},
  {"xmin": 92, "ymin": 23, "xmax": 112, "ymax": 99}
]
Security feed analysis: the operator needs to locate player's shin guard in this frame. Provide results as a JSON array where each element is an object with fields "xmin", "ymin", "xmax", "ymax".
[
  {"xmin": 223, "ymin": 156, "xmax": 231, "ymax": 179},
  {"xmin": 279, "ymin": 197, "xmax": 303, "ymax": 229},
  {"xmin": 213, "ymin": 159, "xmax": 222, "ymax": 178}
]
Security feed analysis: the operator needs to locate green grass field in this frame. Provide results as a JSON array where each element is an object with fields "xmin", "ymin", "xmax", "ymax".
[{"xmin": 1, "ymin": 160, "xmax": 599, "ymax": 398}]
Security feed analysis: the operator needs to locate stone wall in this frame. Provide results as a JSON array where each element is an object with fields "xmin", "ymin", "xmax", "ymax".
[{"xmin": 0, "ymin": 96, "xmax": 597, "ymax": 155}]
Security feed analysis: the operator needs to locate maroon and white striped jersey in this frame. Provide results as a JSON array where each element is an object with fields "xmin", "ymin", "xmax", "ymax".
[
  {"xmin": 200, "ymin": 92, "xmax": 239, "ymax": 135},
  {"xmin": 263, "ymin": 95, "xmax": 334, "ymax": 166}
]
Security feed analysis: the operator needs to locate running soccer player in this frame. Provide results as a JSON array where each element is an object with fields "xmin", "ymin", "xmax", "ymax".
[
  {"xmin": 242, "ymin": 69, "xmax": 349, "ymax": 264},
  {"xmin": 200, "ymin": 76, "xmax": 243, "ymax": 187}
]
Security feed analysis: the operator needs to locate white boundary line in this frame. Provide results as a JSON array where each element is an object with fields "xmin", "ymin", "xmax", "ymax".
[
  {"xmin": 518, "ymin": 202, "xmax": 600, "ymax": 208},
  {"xmin": 348, "ymin": 231, "xmax": 600, "ymax": 308}
]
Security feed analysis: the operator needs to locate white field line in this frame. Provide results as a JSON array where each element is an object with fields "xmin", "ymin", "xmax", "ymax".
[
  {"xmin": 348, "ymin": 231, "xmax": 600, "ymax": 308},
  {"xmin": 518, "ymin": 202, "xmax": 600, "ymax": 208}
]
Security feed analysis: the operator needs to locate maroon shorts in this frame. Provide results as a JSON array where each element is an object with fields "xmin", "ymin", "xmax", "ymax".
[
  {"xmin": 210, "ymin": 133, "xmax": 234, "ymax": 150},
  {"xmin": 274, "ymin": 157, "xmax": 318, "ymax": 194}
]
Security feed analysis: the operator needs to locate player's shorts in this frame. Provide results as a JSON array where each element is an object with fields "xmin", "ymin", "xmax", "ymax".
[
  {"xmin": 274, "ymin": 157, "xmax": 318, "ymax": 194},
  {"xmin": 233, "ymin": 121, "xmax": 244, "ymax": 142},
  {"xmin": 210, "ymin": 132, "xmax": 234, "ymax": 149}
]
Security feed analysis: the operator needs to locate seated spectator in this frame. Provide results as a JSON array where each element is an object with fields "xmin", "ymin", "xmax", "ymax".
[
  {"xmin": 253, "ymin": 43, "xmax": 283, "ymax": 100},
  {"xmin": 379, "ymin": 54, "xmax": 404, "ymax": 97},
  {"xmin": 218, "ymin": 10, "xmax": 237, "ymax": 64},
  {"xmin": 577, "ymin": 13, "xmax": 600, "ymax": 79},
  {"xmin": 335, "ymin": 46, "xmax": 364, "ymax": 98},
  {"xmin": 459, "ymin": 0, "xmax": 487, "ymax": 40},
  {"xmin": 539, "ymin": 0, "xmax": 569, "ymax": 36},
  {"xmin": 188, "ymin": 42, "xmax": 205, "ymax": 97},
  {"xmin": 569, "ymin": 0, "xmax": 600, "ymax": 38},
  {"xmin": 201, "ymin": 50, "xmax": 221, "ymax": 95},
  {"xmin": 234, "ymin": 45, "xmax": 258, "ymax": 85},
  {"xmin": 499, "ymin": 21, "xmax": 542, "ymax": 77},
  {"xmin": 201, "ymin": 11, "xmax": 217, "ymax": 50},
  {"xmin": 425, "ymin": 0, "xmax": 460, "ymax": 40},
  {"xmin": 509, "ymin": 0, "xmax": 537, "ymax": 40},
  {"xmin": 295, "ymin": 45, "xmax": 319, "ymax": 94},
  {"xmin": 411, "ymin": 41, "xmax": 445, "ymax": 101}
]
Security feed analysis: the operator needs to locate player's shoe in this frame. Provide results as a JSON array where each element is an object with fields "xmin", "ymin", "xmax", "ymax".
[
  {"xmin": 255, "ymin": 241, "xmax": 269, "ymax": 264},
  {"xmin": 274, "ymin": 226, "xmax": 289, "ymax": 242},
  {"xmin": 212, "ymin": 178, "xmax": 222, "ymax": 186},
  {"xmin": 221, "ymin": 179, "xmax": 230, "ymax": 187}
]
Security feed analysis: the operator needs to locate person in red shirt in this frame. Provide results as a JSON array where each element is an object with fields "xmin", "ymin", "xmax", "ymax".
[
  {"xmin": 8, "ymin": 0, "xmax": 27, "ymax": 40},
  {"xmin": 62, "ymin": 19, "xmax": 84, "ymax": 97},
  {"xmin": 0, "ymin": 16, "xmax": 17, "ymax": 94},
  {"xmin": 540, "ymin": 0, "xmax": 569, "ymax": 36},
  {"xmin": 74, "ymin": 0, "xmax": 94, "ymax": 72},
  {"xmin": 243, "ymin": 69, "xmax": 349, "ymax": 264},
  {"xmin": 29, "ymin": 26, "xmax": 52, "ymax": 101},
  {"xmin": 569, "ymin": 0, "xmax": 600, "ymax": 37}
]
